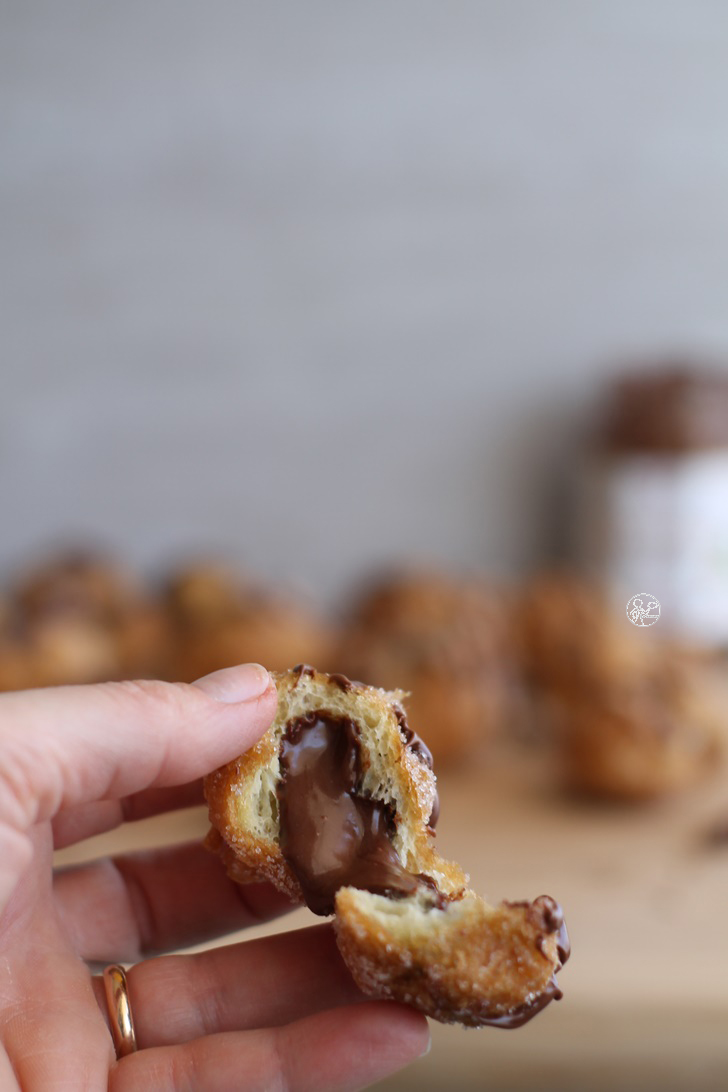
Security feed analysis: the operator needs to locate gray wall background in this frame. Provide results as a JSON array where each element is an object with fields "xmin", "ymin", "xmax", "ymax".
[{"xmin": 2, "ymin": 1, "xmax": 728, "ymax": 601}]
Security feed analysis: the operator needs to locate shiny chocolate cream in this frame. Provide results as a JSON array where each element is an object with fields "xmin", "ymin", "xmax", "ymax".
[{"xmin": 277, "ymin": 711, "xmax": 439, "ymax": 916}]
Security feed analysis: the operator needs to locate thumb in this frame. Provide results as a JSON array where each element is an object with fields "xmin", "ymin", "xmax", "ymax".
[{"xmin": 0, "ymin": 664, "xmax": 277, "ymax": 912}]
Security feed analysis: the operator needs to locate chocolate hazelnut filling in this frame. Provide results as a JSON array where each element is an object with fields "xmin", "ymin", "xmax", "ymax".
[{"xmin": 277, "ymin": 711, "xmax": 439, "ymax": 916}]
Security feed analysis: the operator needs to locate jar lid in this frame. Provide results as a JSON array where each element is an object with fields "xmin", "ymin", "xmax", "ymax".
[{"xmin": 602, "ymin": 365, "xmax": 728, "ymax": 453}]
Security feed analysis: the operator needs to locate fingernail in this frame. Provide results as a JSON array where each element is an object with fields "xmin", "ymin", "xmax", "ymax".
[
  {"xmin": 419, "ymin": 1032, "xmax": 432, "ymax": 1057},
  {"xmin": 193, "ymin": 663, "xmax": 271, "ymax": 704}
]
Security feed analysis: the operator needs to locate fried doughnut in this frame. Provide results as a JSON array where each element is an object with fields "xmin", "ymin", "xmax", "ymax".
[
  {"xmin": 163, "ymin": 562, "xmax": 251, "ymax": 629},
  {"xmin": 14, "ymin": 550, "xmax": 137, "ymax": 621},
  {"xmin": 517, "ymin": 573, "xmax": 727, "ymax": 798},
  {"xmin": 204, "ymin": 666, "xmax": 569, "ymax": 1028},
  {"xmin": 335, "ymin": 570, "xmax": 514, "ymax": 766},
  {"xmin": 516, "ymin": 572, "xmax": 660, "ymax": 696},
  {"xmin": 5, "ymin": 551, "xmax": 166, "ymax": 686},
  {"xmin": 164, "ymin": 563, "xmax": 331, "ymax": 681},
  {"xmin": 556, "ymin": 656, "xmax": 727, "ymax": 800}
]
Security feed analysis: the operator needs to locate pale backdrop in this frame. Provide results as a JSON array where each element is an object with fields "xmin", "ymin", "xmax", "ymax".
[{"xmin": 2, "ymin": 1, "xmax": 728, "ymax": 601}]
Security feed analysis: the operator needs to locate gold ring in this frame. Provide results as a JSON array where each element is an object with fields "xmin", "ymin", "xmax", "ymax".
[{"xmin": 102, "ymin": 964, "xmax": 138, "ymax": 1058}]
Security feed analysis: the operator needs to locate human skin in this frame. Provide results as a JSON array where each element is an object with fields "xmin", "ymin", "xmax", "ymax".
[{"xmin": 0, "ymin": 664, "xmax": 430, "ymax": 1090}]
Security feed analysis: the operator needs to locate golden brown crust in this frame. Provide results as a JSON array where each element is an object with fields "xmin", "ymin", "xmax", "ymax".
[
  {"xmin": 204, "ymin": 666, "xmax": 567, "ymax": 1028},
  {"xmin": 204, "ymin": 729, "xmax": 306, "ymax": 905},
  {"xmin": 334, "ymin": 890, "xmax": 563, "ymax": 1027},
  {"xmin": 204, "ymin": 665, "xmax": 466, "ymax": 901}
]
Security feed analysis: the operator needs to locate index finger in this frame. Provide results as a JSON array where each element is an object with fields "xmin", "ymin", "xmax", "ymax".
[{"xmin": 0, "ymin": 664, "xmax": 277, "ymax": 911}]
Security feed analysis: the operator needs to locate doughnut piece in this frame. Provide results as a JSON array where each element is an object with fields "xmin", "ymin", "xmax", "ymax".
[
  {"xmin": 335, "ymin": 889, "xmax": 567, "ymax": 1028},
  {"xmin": 204, "ymin": 665, "xmax": 569, "ymax": 1028}
]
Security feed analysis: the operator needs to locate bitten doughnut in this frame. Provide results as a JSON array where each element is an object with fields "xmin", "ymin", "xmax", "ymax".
[{"xmin": 204, "ymin": 666, "xmax": 569, "ymax": 1028}]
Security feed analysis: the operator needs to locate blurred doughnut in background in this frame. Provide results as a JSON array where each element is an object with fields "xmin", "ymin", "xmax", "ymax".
[
  {"xmin": 161, "ymin": 560, "xmax": 332, "ymax": 681},
  {"xmin": 0, "ymin": 551, "xmax": 166, "ymax": 688},
  {"xmin": 335, "ymin": 568, "xmax": 517, "ymax": 766},
  {"xmin": 516, "ymin": 572, "xmax": 728, "ymax": 799}
]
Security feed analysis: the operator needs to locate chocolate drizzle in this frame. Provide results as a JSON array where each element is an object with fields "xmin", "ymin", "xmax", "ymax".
[
  {"xmin": 328, "ymin": 672, "xmax": 355, "ymax": 693},
  {"xmin": 277, "ymin": 711, "xmax": 438, "ymax": 915},
  {"xmin": 394, "ymin": 705, "xmax": 439, "ymax": 829},
  {"xmin": 292, "ymin": 663, "xmax": 315, "ymax": 686},
  {"xmin": 413, "ymin": 871, "xmax": 449, "ymax": 911},
  {"xmin": 427, "ymin": 792, "xmax": 440, "ymax": 831},
  {"xmin": 479, "ymin": 977, "xmax": 563, "ymax": 1029},
  {"xmin": 510, "ymin": 894, "xmax": 571, "ymax": 973},
  {"xmin": 394, "ymin": 706, "xmax": 434, "ymax": 769},
  {"xmin": 487, "ymin": 894, "xmax": 569, "ymax": 1026},
  {"xmin": 530, "ymin": 891, "xmax": 576, "ymax": 969},
  {"xmin": 536, "ymin": 894, "xmax": 571, "ymax": 969}
]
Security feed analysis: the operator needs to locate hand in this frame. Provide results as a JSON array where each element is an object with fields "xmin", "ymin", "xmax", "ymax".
[{"xmin": 0, "ymin": 665, "xmax": 430, "ymax": 1090}]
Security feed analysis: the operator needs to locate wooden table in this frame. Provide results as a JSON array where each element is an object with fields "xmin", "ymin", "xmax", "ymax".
[{"xmin": 55, "ymin": 743, "xmax": 728, "ymax": 1091}]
